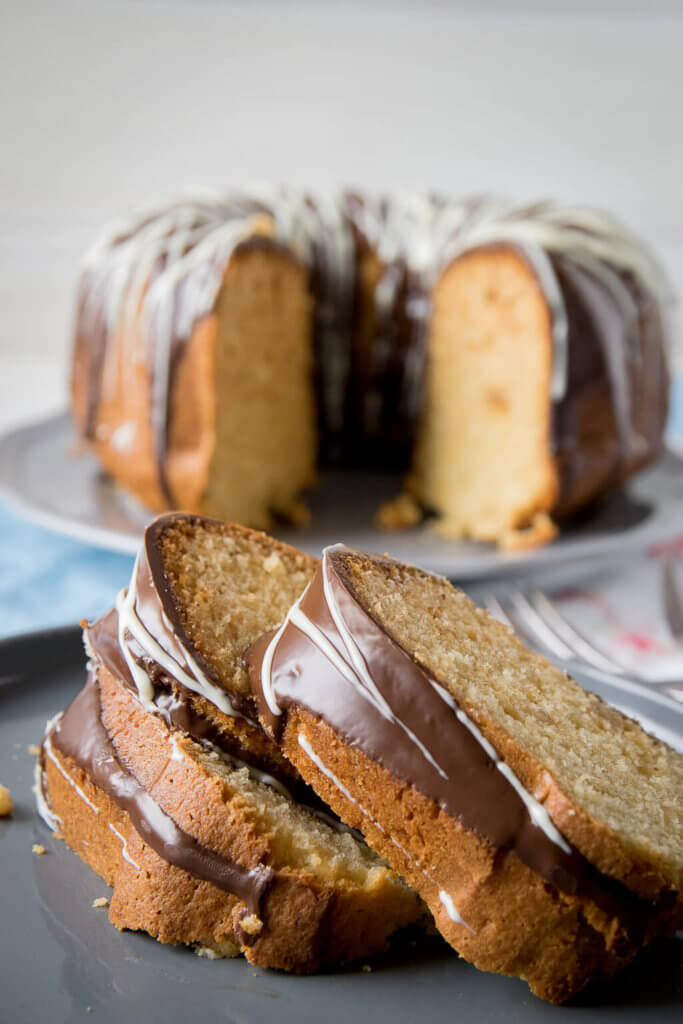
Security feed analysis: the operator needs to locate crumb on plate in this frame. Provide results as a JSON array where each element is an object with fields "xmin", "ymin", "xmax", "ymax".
[{"xmin": 0, "ymin": 784, "xmax": 13, "ymax": 816}]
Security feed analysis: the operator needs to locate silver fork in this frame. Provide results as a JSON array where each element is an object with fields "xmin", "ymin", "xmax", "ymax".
[{"xmin": 483, "ymin": 582, "xmax": 683, "ymax": 700}]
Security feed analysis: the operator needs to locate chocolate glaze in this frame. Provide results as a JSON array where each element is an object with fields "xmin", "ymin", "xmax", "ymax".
[
  {"xmin": 73, "ymin": 202, "xmax": 288, "ymax": 504},
  {"xmin": 49, "ymin": 670, "xmax": 273, "ymax": 913},
  {"xmin": 551, "ymin": 257, "xmax": 669, "ymax": 517},
  {"xmin": 103, "ymin": 513, "xmax": 256, "ymax": 721},
  {"xmin": 88, "ymin": 602, "xmax": 233, "ymax": 748},
  {"xmin": 88, "ymin": 601, "xmax": 352, "ymax": 828},
  {"xmin": 73, "ymin": 277, "xmax": 110, "ymax": 442},
  {"xmin": 247, "ymin": 548, "xmax": 659, "ymax": 925},
  {"xmin": 347, "ymin": 258, "xmax": 430, "ymax": 471},
  {"xmin": 73, "ymin": 191, "xmax": 670, "ymax": 525}
]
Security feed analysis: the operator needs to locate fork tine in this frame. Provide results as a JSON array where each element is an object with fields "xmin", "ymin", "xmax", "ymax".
[
  {"xmin": 484, "ymin": 591, "xmax": 574, "ymax": 661},
  {"xmin": 484, "ymin": 591, "xmax": 682, "ymax": 697},
  {"xmin": 661, "ymin": 558, "xmax": 683, "ymax": 646},
  {"xmin": 507, "ymin": 591, "xmax": 576, "ymax": 661},
  {"xmin": 528, "ymin": 588, "xmax": 629, "ymax": 675},
  {"xmin": 482, "ymin": 591, "xmax": 510, "ymax": 626}
]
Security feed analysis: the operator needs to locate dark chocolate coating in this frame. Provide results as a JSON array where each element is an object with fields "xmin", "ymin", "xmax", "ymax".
[
  {"xmin": 551, "ymin": 257, "xmax": 669, "ymax": 517},
  {"xmin": 48, "ymin": 671, "xmax": 273, "ymax": 913}
]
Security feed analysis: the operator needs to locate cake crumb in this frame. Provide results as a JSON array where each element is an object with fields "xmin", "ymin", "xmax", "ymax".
[
  {"xmin": 376, "ymin": 493, "xmax": 421, "ymax": 531},
  {"xmin": 27, "ymin": 744, "xmax": 41, "ymax": 756},
  {"xmin": 263, "ymin": 552, "xmax": 284, "ymax": 575},
  {"xmin": 32, "ymin": 843, "xmax": 46, "ymax": 855},
  {"xmin": 196, "ymin": 946, "xmax": 222, "ymax": 960},
  {"xmin": 362, "ymin": 964, "xmax": 373, "ymax": 973},
  {"xmin": 92, "ymin": 897, "xmax": 109, "ymax": 909},
  {"xmin": 239, "ymin": 912, "xmax": 263, "ymax": 936},
  {"xmin": 0, "ymin": 784, "xmax": 13, "ymax": 816},
  {"xmin": 499, "ymin": 512, "xmax": 557, "ymax": 551}
]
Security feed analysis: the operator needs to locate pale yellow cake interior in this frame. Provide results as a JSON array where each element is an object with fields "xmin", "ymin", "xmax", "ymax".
[
  {"xmin": 411, "ymin": 247, "xmax": 558, "ymax": 541},
  {"xmin": 187, "ymin": 739, "xmax": 395, "ymax": 889},
  {"xmin": 203, "ymin": 245, "xmax": 317, "ymax": 528},
  {"xmin": 157, "ymin": 518, "xmax": 316, "ymax": 698}
]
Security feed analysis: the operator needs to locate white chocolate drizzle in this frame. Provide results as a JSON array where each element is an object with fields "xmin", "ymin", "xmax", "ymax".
[
  {"xmin": 109, "ymin": 824, "xmax": 141, "ymax": 870},
  {"xmin": 78, "ymin": 187, "xmax": 673, "ymax": 482},
  {"xmin": 41, "ymin": 716, "xmax": 99, "ymax": 816},
  {"xmin": 115, "ymin": 555, "xmax": 250, "ymax": 721},
  {"xmin": 298, "ymin": 732, "xmax": 472, "ymax": 931},
  {"xmin": 429, "ymin": 680, "xmax": 571, "ymax": 854},
  {"xmin": 265, "ymin": 545, "xmax": 572, "ymax": 860},
  {"xmin": 33, "ymin": 716, "xmax": 63, "ymax": 832}
]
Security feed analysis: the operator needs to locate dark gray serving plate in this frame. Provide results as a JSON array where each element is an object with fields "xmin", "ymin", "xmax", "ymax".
[{"xmin": 1, "ymin": 626, "xmax": 681, "ymax": 1024}]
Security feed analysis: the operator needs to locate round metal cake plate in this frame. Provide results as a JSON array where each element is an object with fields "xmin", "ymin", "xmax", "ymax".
[
  {"xmin": 1, "ymin": 626, "xmax": 681, "ymax": 1024},
  {"xmin": 1, "ymin": 412, "xmax": 683, "ymax": 578}
]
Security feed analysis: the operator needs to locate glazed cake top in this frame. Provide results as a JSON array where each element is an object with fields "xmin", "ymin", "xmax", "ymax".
[{"xmin": 73, "ymin": 187, "xmax": 674, "ymax": 500}]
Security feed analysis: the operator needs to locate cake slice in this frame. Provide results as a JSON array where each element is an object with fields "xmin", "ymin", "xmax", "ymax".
[
  {"xmin": 37, "ymin": 516, "xmax": 425, "ymax": 971},
  {"xmin": 40, "ymin": 663, "xmax": 422, "ymax": 970},
  {"xmin": 247, "ymin": 544, "xmax": 683, "ymax": 1002},
  {"xmin": 88, "ymin": 513, "xmax": 320, "ymax": 785}
]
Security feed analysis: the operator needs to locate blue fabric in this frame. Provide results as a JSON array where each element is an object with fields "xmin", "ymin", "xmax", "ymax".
[{"xmin": 0, "ymin": 500, "xmax": 133, "ymax": 639}]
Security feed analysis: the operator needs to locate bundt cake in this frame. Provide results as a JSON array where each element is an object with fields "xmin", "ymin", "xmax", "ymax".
[
  {"xmin": 71, "ymin": 190, "xmax": 672, "ymax": 547},
  {"xmin": 36, "ymin": 517, "xmax": 425, "ymax": 970},
  {"xmin": 247, "ymin": 543, "xmax": 683, "ymax": 1002}
]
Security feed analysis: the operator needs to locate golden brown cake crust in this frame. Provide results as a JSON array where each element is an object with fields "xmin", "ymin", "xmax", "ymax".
[
  {"xmin": 72, "ymin": 241, "xmax": 313, "ymax": 520},
  {"xmin": 42, "ymin": 664, "xmax": 423, "ymax": 972},
  {"xmin": 272, "ymin": 705, "xmax": 679, "ymax": 1003}
]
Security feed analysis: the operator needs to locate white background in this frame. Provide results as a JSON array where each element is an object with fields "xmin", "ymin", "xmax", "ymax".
[{"xmin": 2, "ymin": 0, "xmax": 683, "ymax": 432}]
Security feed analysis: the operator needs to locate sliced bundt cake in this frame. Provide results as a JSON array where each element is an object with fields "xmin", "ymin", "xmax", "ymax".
[{"xmin": 72, "ymin": 191, "xmax": 671, "ymax": 547}]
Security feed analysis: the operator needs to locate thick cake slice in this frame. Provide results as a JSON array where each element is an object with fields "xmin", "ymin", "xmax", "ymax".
[
  {"xmin": 36, "ymin": 515, "xmax": 425, "ymax": 971},
  {"xmin": 40, "ymin": 664, "xmax": 422, "ymax": 970},
  {"xmin": 91, "ymin": 513, "xmax": 319, "ymax": 782},
  {"xmin": 247, "ymin": 544, "xmax": 683, "ymax": 1002}
]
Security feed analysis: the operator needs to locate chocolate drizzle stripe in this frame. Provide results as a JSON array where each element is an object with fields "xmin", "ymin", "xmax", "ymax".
[
  {"xmin": 247, "ymin": 546, "xmax": 655, "ymax": 920},
  {"xmin": 48, "ymin": 671, "xmax": 273, "ymax": 914}
]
